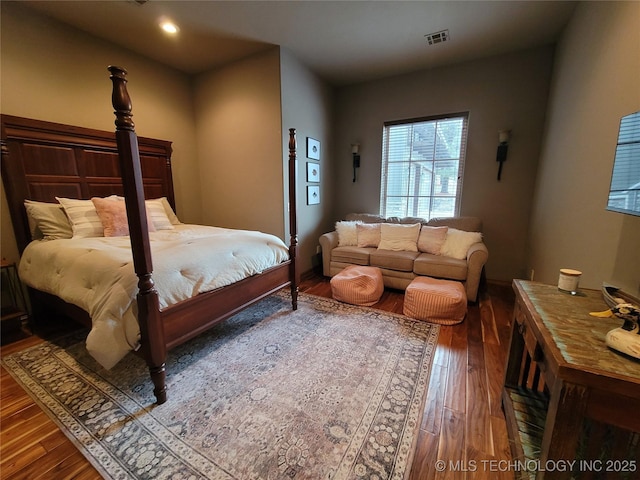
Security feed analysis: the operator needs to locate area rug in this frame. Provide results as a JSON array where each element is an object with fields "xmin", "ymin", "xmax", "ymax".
[{"xmin": 2, "ymin": 290, "xmax": 439, "ymax": 480}]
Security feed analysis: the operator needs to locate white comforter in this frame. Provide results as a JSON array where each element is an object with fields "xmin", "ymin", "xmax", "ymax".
[{"xmin": 18, "ymin": 224, "xmax": 290, "ymax": 369}]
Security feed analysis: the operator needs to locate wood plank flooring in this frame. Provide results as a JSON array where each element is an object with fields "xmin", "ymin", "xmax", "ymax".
[{"xmin": 0, "ymin": 274, "xmax": 516, "ymax": 479}]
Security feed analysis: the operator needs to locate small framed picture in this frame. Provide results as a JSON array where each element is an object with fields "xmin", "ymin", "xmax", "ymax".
[
  {"xmin": 307, "ymin": 185, "xmax": 320, "ymax": 205},
  {"xmin": 306, "ymin": 137, "xmax": 320, "ymax": 160},
  {"xmin": 306, "ymin": 162, "xmax": 320, "ymax": 183}
]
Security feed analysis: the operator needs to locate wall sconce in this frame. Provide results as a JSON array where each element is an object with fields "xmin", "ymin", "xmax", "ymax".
[
  {"xmin": 496, "ymin": 130, "xmax": 510, "ymax": 181},
  {"xmin": 352, "ymin": 143, "xmax": 361, "ymax": 182}
]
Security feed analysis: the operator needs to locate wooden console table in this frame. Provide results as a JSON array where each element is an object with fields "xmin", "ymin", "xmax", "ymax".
[{"xmin": 503, "ymin": 280, "xmax": 640, "ymax": 479}]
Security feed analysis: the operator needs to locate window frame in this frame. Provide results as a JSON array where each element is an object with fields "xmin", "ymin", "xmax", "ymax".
[{"xmin": 380, "ymin": 112, "xmax": 469, "ymax": 220}]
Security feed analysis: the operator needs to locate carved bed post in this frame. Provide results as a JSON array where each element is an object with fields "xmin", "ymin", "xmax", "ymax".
[
  {"xmin": 108, "ymin": 66, "xmax": 167, "ymax": 404},
  {"xmin": 288, "ymin": 128, "xmax": 299, "ymax": 310}
]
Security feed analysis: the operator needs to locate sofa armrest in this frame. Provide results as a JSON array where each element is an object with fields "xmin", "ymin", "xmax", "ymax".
[
  {"xmin": 465, "ymin": 242, "xmax": 489, "ymax": 302},
  {"xmin": 319, "ymin": 231, "xmax": 339, "ymax": 276}
]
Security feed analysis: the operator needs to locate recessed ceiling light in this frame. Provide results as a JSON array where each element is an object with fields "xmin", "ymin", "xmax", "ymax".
[{"xmin": 160, "ymin": 20, "xmax": 179, "ymax": 35}]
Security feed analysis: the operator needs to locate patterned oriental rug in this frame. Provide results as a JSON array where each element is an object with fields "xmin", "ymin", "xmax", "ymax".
[{"xmin": 3, "ymin": 291, "xmax": 439, "ymax": 480}]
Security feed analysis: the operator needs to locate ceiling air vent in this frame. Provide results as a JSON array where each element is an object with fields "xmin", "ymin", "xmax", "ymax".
[{"xmin": 424, "ymin": 30, "xmax": 450, "ymax": 45}]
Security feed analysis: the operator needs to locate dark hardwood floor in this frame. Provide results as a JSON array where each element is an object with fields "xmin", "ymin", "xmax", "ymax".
[{"xmin": 0, "ymin": 274, "xmax": 516, "ymax": 479}]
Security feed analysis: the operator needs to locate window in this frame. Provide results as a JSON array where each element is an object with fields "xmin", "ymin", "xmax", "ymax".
[
  {"xmin": 380, "ymin": 114, "xmax": 468, "ymax": 220},
  {"xmin": 607, "ymin": 111, "xmax": 640, "ymax": 216}
]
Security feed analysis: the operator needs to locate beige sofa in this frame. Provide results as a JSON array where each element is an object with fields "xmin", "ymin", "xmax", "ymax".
[{"xmin": 319, "ymin": 214, "xmax": 488, "ymax": 302}]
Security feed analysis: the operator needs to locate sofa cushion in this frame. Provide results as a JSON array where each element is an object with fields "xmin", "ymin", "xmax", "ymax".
[
  {"xmin": 370, "ymin": 249, "xmax": 420, "ymax": 272},
  {"xmin": 413, "ymin": 253, "xmax": 468, "ymax": 280},
  {"xmin": 440, "ymin": 228, "xmax": 482, "ymax": 260},
  {"xmin": 356, "ymin": 223, "xmax": 381, "ymax": 247},
  {"xmin": 335, "ymin": 221, "xmax": 360, "ymax": 246},
  {"xmin": 345, "ymin": 213, "xmax": 385, "ymax": 224},
  {"xmin": 331, "ymin": 246, "xmax": 373, "ymax": 266},
  {"xmin": 427, "ymin": 216, "xmax": 482, "ymax": 232},
  {"xmin": 386, "ymin": 216, "xmax": 427, "ymax": 224},
  {"xmin": 417, "ymin": 225, "xmax": 449, "ymax": 254},
  {"xmin": 378, "ymin": 223, "xmax": 421, "ymax": 251}
]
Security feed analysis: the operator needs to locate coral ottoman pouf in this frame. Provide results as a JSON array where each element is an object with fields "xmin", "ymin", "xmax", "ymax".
[
  {"xmin": 330, "ymin": 265, "xmax": 384, "ymax": 306},
  {"xmin": 404, "ymin": 277, "xmax": 467, "ymax": 325}
]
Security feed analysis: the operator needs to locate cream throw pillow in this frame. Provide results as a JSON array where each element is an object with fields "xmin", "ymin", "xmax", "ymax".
[
  {"xmin": 335, "ymin": 221, "xmax": 360, "ymax": 246},
  {"xmin": 145, "ymin": 199, "xmax": 175, "ymax": 230},
  {"xmin": 24, "ymin": 200, "xmax": 73, "ymax": 240},
  {"xmin": 417, "ymin": 225, "xmax": 448, "ymax": 254},
  {"xmin": 356, "ymin": 223, "xmax": 381, "ymax": 247},
  {"xmin": 57, "ymin": 196, "xmax": 118, "ymax": 238},
  {"xmin": 157, "ymin": 197, "xmax": 181, "ymax": 225},
  {"xmin": 440, "ymin": 228, "xmax": 482, "ymax": 259},
  {"xmin": 115, "ymin": 196, "xmax": 177, "ymax": 229},
  {"xmin": 378, "ymin": 223, "xmax": 421, "ymax": 251}
]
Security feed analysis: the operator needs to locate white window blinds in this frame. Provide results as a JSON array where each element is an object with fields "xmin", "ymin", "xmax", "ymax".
[
  {"xmin": 380, "ymin": 114, "xmax": 468, "ymax": 220},
  {"xmin": 607, "ymin": 111, "xmax": 640, "ymax": 216}
]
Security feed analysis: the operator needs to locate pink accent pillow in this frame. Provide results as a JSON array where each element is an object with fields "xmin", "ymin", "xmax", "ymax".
[
  {"xmin": 417, "ymin": 226, "xmax": 448, "ymax": 254},
  {"xmin": 91, "ymin": 197, "xmax": 156, "ymax": 237},
  {"xmin": 356, "ymin": 223, "xmax": 381, "ymax": 247}
]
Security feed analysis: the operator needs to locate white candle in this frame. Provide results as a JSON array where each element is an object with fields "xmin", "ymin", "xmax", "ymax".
[{"xmin": 558, "ymin": 268, "xmax": 582, "ymax": 294}]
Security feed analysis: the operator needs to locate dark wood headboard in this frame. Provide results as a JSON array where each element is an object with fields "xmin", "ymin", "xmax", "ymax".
[{"xmin": 0, "ymin": 114, "xmax": 174, "ymax": 253}]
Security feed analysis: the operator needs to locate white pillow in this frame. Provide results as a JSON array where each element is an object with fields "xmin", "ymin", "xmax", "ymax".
[
  {"xmin": 417, "ymin": 226, "xmax": 448, "ymax": 255},
  {"xmin": 56, "ymin": 197, "xmax": 115, "ymax": 238},
  {"xmin": 440, "ymin": 228, "xmax": 482, "ymax": 260},
  {"xmin": 158, "ymin": 197, "xmax": 181, "ymax": 225},
  {"xmin": 335, "ymin": 221, "xmax": 360, "ymax": 246},
  {"xmin": 356, "ymin": 223, "xmax": 381, "ymax": 247},
  {"xmin": 24, "ymin": 200, "xmax": 73, "ymax": 240},
  {"xmin": 377, "ymin": 223, "xmax": 421, "ymax": 252},
  {"xmin": 145, "ymin": 199, "xmax": 175, "ymax": 230},
  {"xmin": 115, "ymin": 196, "xmax": 180, "ymax": 227}
]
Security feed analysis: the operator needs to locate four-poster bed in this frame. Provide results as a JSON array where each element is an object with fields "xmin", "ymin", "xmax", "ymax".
[{"xmin": 0, "ymin": 66, "xmax": 299, "ymax": 404}]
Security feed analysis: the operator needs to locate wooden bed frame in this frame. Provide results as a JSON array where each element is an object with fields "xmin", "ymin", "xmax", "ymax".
[{"xmin": 0, "ymin": 65, "xmax": 298, "ymax": 404}]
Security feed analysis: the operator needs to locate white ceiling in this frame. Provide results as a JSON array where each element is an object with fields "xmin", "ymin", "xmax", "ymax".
[{"xmin": 21, "ymin": 0, "xmax": 577, "ymax": 86}]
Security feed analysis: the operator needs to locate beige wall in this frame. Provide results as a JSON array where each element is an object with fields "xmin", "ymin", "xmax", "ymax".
[
  {"xmin": 0, "ymin": 4, "xmax": 328, "ymax": 276},
  {"xmin": 193, "ymin": 48, "xmax": 284, "ymax": 238},
  {"xmin": 5, "ymin": 2, "xmax": 637, "ymax": 293},
  {"xmin": 529, "ymin": 1, "xmax": 640, "ymax": 296},
  {"xmin": 333, "ymin": 47, "xmax": 555, "ymax": 283},
  {"xmin": 280, "ymin": 48, "xmax": 335, "ymax": 273},
  {"xmin": 0, "ymin": 3, "xmax": 200, "ymax": 264}
]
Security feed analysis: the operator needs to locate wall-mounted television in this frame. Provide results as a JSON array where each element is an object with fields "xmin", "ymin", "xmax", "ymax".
[{"xmin": 607, "ymin": 110, "xmax": 640, "ymax": 216}]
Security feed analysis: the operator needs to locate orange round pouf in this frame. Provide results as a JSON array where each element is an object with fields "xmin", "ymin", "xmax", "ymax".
[
  {"xmin": 403, "ymin": 277, "xmax": 467, "ymax": 325},
  {"xmin": 330, "ymin": 265, "xmax": 384, "ymax": 306}
]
